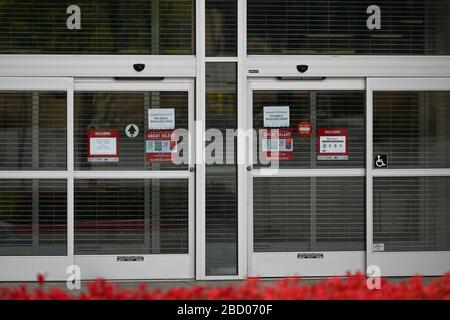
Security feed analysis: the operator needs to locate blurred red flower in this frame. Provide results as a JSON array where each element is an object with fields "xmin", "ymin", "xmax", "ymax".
[{"xmin": 0, "ymin": 272, "xmax": 449, "ymax": 300}]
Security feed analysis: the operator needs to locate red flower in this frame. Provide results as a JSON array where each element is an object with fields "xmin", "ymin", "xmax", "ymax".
[
  {"xmin": 0, "ymin": 272, "xmax": 449, "ymax": 300},
  {"xmin": 37, "ymin": 274, "xmax": 46, "ymax": 286}
]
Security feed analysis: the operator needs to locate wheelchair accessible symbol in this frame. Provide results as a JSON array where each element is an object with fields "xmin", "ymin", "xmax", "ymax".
[{"xmin": 374, "ymin": 154, "xmax": 388, "ymax": 168}]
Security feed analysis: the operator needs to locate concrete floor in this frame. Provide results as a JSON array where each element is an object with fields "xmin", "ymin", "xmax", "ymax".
[{"xmin": 0, "ymin": 277, "xmax": 439, "ymax": 297}]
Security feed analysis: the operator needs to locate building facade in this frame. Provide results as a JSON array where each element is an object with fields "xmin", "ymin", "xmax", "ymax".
[{"xmin": 0, "ymin": 0, "xmax": 449, "ymax": 281}]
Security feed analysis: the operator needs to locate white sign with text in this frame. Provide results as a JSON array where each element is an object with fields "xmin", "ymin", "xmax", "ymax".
[
  {"xmin": 148, "ymin": 108, "xmax": 175, "ymax": 130},
  {"xmin": 263, "ymin": 106, "xmax": 290, "ymax": 128}
]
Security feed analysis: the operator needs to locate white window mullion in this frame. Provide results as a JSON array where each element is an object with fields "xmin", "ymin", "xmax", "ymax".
[
  {"xmin": 237, "ymin": 0, "xmax": 248, "ymax": 279},
  {"xmin": 252, "ymin": 168, "xmax": 366, "ymax": 178},
  {"xmin": 372, "ymin": 169, "xmax": 450, "ymax": 177},
  {"xmin": 67, "ymin": 79, "xmax": 75, "ymax": 259},
  {"xmin": 0, "ymin": 172, "xmax": 69, "ymax": 179},
  {"xmin": 72, "ymin": 171, "xmax": 191, "ymax": 180},
  {"xmin": 195, "ymin": 0, "xmax": 207, "ymax": 280}
]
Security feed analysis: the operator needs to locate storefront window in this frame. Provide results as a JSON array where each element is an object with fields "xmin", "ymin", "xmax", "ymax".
[
  {"xmin": 74, "ymin": 91, "xmax": 189, "ymax": 171},
  {"xmin": 253, "ymin": 91, "xmax": 365, "ymax": 169},
  {"xmin": 373, "ymin": 91, "xmax": 450, "ymax": 168},
  {"xmin": 74, "ymin": 179, "xmax": 188, "ymax": 255},
  {"xmin": 205, "ymin": 62, "xmax": 238, "ymax": 276},
  {"xmin": 0, "ymin": 179, "xmax": 67, "ymax": 256},
  {"xmin": 254, "ymin": 177, "xmax": 365, "ymax": 252},
  {"xmin": 374, "ymin": 177, "xmax": 450, "ymax": 252},
  {"xmin": 248, "ymin": 0, "xmax": 450, "ymax": 55},
  {"xmin": 0, "ymin": 0, "xmax": 194, "ymax": 54},
  {"xmin": 0, "ymin": 92, "xmax": 67, "ymax": 170}
]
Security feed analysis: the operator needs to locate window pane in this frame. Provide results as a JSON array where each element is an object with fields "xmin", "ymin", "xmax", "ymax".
[
  {"xmin": 205, "ymin": 62, "xmax": 238, "ymax": 275},
  {"xmin": 206, "ymin": 0, "xmax": 237, "ymax": 57},
  {"xmin": 373, "ymin": 92, "xmax": 450, "ymax": 168},
  {"xmin": 254, "ymin": 177, "xmax": 365, "ymax": 252},
  {"xmin": 74, "ymin": 91, "xmax": 189, "ymax": 171},
  {"xmin": 248, "ymin": 0, "xmax": 450, "ymax": 55},
  {"xmin": 0, "ymin": 0, "xmax": 194, "ymax": 54},
  {"xmin": 253, "ymin": 91, "xmax": 365, "ymax": 169},
  {"xmin": 74, "ymin": 179, "xmax": 188, "ymax": 255},
  {"xmin": 374, "ymin": 177, "xmax": 450, "ymax": 252},
  {"xmin": 0, "ymin": 91, "xmax": 67, "ymax": 170},
  {"xmin": 0, "ymin": 179, "xmax": 67, "ymax": 256}
]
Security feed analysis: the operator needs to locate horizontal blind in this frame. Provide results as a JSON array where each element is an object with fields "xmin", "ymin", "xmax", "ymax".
[
  {"xmin": 253, "ymin": 91, "xmax": 365, "ymax": 169},
  {"xmin": 248, "ymin": 0, "xmax": 450, "ymax": 55},
  {"xmin": 253, "ymin": 91, "xmax": 310, "ymax": 168},
  {"xmin": 0, "ymin": 179, "xmax": 67, "ymax": 256},
  {"xmin": 254, "ymin": 177, "xmax": 365, "ymax": 252},
  {"xmin": 206, "ymin": 0, "xmax": 237, "ymax": 57},
  {"xmin": 0, "ymin": 91, "xmax": 67, "ymax": 170},
  {"xmin": 159, "ymin": 0, "xmax": 195, "ymax": 54},
  {"xmin": 373, "ymin": 92, "xmax": 450, "ymax": 168},
  {"xmin": 0, "ymin": 0, "xmax": 194, "ymax": 54},
  {"xmin": 316, "ymin": 92, "xmax": 366, "ymax": 168},
  {"xmin": 254, "ymin": 178, "xmax": 311, "ymax": 252},
  {"xmin": 74, "ymin": 91, "xmax": 188, "ymax": 171},
  {"xmin": 74, "ymin": 179, "xmax": 188, "ymax": 255},
  {"xmin": 316, "ymin": 177, "xmax": 365, "ymax": 250},
  {"xmin": 205, "ymin": 62, "xmax": 238, "ymax": 276},
  {"xmin": 374, "ymin": 177, "xmax": 450, "ymax": 252}
]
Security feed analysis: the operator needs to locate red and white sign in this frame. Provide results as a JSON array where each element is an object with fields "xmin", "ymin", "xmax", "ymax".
[
  {"xmin": 87, "ymin": 129, "xmax": 119, "ymax": 163},
  {"xmin": 317, "ymin": 128, "xmax": 348, "ymax": 160},
  {"xmin": 145, "ymin": 130, "xmax": 177, "ymax": 163},
  {"xmin": 261, "ymin": 128, "xmax": 294, "ymax": 161},
  {"xmin": 297, "ymin": 121, "xmax": 312, "ymax": 138}
]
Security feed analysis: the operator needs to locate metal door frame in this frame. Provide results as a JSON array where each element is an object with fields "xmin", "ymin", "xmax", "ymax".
[
  {"xmin": 72, "ymin": 78, "xmax": 195, "ymax": 280},
  {"xmin": 246, "ymin": 78, "xmax": 366, "ymax": 277},
  {"xmin": 366, "ymin": 77, "xmax": 450, "ymax": 276}
]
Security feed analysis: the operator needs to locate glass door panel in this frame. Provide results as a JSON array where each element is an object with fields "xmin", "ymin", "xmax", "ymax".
[
  {"xmin": 0, "ymin": 77, "xmax": 72, "ymax": 281},
  {"xmin": 368, "ymin": 78, "xmax": 450, "ymax": 276},
  {"xmin": 73, "ymin": 80, "xmax": 195, "ymax": 280},
  {"xmin": 248, "ymin": 79, "xmax": 366, "ymax": 277}
]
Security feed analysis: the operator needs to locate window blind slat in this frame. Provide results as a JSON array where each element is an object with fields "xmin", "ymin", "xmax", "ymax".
[
  {"xmin": 248, "ymin": 0, "xmax": 449, "ymax": 55},
  {"xmin": 0, "ymin": 0, "xmax": 194, "ymax": 54}
]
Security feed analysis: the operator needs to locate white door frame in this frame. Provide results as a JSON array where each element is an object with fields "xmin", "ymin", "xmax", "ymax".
[
  {"xmin": 366, "ymin": 77, "xmax": 450, "ymax": 276},
  {"xmin": 72, "ymin": 78, "xmax": 195, "ymax": 280},
  {"xmin": 0, "ymin": 77, "xmax": 74, "ymax": 281},
  {"xmin": 246, "ymin": 78, "xmax": 366, "ymax": 277}
]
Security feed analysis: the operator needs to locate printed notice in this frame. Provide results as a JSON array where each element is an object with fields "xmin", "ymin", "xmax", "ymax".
[
  {"xmin": 145, "ymin": 130, "xmax": 177, "ymax": 163},
  {"xmin": 261, "ymin": 128, "xmax": 294, "ymax": 161},
  {"xmin": 148, "ymin": 108, "xmax": 175, "ymax": 130},
  {"xmin": 87, "ymin": 129, "xmax": 119, "ymax": 163},
  {"xmin": 317, "ymin": 128, "xmax": 348, "ymax": 160},
  {"xmin": 263, "ymin": 106, "xmax": 290, "ymax": 128}
]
